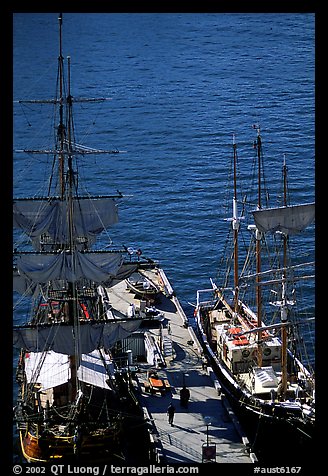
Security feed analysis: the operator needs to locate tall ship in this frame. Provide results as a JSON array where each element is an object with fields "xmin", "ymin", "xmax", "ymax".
[
  {"xmin": 13, "ymin": 13, "xmax": 166, "ymax": 463},
  {"xmin": 194, "ymin": 127, "xmax": 315, "ymax": 462}
]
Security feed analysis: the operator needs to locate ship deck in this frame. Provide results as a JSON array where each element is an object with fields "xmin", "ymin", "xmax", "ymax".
[{"xmin": 105, "ymin": 266, "xmax": 255, "ymax": 464}]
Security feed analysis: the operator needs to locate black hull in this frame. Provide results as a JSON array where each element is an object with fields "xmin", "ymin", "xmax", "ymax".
[{"xmin": 195, "ymin": 322, "xmax": 315, "ymax": 464}]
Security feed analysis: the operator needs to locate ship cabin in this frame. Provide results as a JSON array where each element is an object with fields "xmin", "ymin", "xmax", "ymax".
[
  {"xmin": 213, "ymin": 317, "xmax": 282, "ymax": 375},
  {"xmin": 207, "ymin": 306, "xmax": 307, "ymax": 401}
]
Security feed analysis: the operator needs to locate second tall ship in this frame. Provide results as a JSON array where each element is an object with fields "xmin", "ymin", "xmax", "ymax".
[{"xmin": 194, "ymin": 128, "xmax": 315, "ymax": 462}]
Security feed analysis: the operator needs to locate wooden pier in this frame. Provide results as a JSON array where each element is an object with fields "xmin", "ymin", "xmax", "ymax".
[{"xmin": 106, "ymin": 266, "xmax": 256, "ymax": 464}]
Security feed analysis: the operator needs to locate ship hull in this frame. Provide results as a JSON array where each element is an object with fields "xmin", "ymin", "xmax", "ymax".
[
  {"xmin": 195, "ymin": 317, "xmax": 315, "ymax": 463},
  {"xmin": 15, "ymin": 352, "xmax": 151, "ymax": 464},
  {"xmin": 19, "ymin": 428, "xmax": 122, "ymax": 463}
]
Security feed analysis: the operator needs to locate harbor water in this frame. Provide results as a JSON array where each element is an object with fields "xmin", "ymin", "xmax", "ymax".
[{"xmin": 13, "ymin": 12, "xmax": 315, "ymax": 463}]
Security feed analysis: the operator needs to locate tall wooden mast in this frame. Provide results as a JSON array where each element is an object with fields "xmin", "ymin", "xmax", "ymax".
[
  {"xmin": 58, "ymin": 13, "xmax": 66, "ymax": 198},
  {"xmin": 255, "ymin": 125, "xmax": 263, "ymax": 367},
  {"xmin": 67, "ymin": 54, "xmax": 79, "ymax": 403},
  {"xmin": 232, "ymin": 134, "xmax": 239, "ymax": 310},
  {"xmin": 57, "ymin": 13, "xmax": 79, "ymax": 402},
  {"xmin": 280, "ymin": 155, "xmax": 289, "ymax": 398}
]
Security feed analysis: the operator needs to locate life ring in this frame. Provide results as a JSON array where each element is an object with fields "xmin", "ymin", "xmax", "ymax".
[{"xmin": 242, "ymin": 349, "xmax": 250, "ymax": 358}]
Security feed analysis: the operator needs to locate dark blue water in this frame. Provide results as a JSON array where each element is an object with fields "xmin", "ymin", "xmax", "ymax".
[{"xmin": 13, "ymin": 12, "xmax": 315, "ymax": 460}]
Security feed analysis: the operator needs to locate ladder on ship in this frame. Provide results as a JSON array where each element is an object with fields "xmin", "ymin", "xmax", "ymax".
[{"xmin": 163, "ymin": 336, "xmax": 173, "ymax": 357}]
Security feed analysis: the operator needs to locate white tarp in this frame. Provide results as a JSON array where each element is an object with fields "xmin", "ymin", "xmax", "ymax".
[
  {"xmin": 25, "ymin": 349, "xmax": 115, "ymax": 390},
  {"xmin": 25, "ymin": 351, "xmax": 70, "ymax": 390},
  {"xmin": 77, "ymin": 350, "xmax": 115, "ymax": 389}
]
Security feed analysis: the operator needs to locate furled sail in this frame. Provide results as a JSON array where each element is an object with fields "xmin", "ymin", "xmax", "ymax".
[
  {"xmin": 252, "ymin": 203, "xmax": 315, "ymax": 235},
  {"xmin": 13, "ymin": 320, "xmax": 142, "ymax": 355},
  {"xmin": 14, "ymin": 251, "xmax": 137, "ymax": 287},
  {"xmin": 13, "ymin": 267, "xmax": 39, "ymax": 296},
  {"xmin": 13, "ymin": 197, "xmax": 118, "ymax": 248},
  {"xmin": 13, "ymin": 262, "xmax": 138, "ymax": 295}
]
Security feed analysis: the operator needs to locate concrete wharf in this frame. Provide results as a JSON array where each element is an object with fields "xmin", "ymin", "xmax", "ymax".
[{"xmin": 106, "ymin": 266, "xmax": 255, "ymax": 464}]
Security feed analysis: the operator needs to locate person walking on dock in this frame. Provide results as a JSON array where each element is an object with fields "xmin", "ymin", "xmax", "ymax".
[
  {"xmin": 180, "ymin": 386, "xmax": 190, "ymax": 408},
  {"xmin": 167, "ymin": 402, "xmax": 175, "ymax": 426}
]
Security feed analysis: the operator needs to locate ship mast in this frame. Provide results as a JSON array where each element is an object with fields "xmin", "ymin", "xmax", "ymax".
[
  {"xmin": 232, "ymin": 134, "xmax": 239, "ymax": 310},
  {"xmin": 68, "ymin": 55, "xmax": 79, "ymax": 402},
  {"xmin": 254, "ymin": 125, "xmax": 263, "ymax": 367},
  {"xmin": 280, "ymin": 155, "xmax": 289, "ymax": 398},
  {"xmin": 58, "ymin": 12, "xmax": 66, "ymax": 198},
  {"xmin": 57, "ymin": 13, "xmax": 79, "ymax": 402}
]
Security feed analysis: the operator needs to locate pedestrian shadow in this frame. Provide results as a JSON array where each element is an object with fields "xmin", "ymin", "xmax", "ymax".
[{"xmin": 171, "ymin": 342, "xmax": 186, "ymax": 361}]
